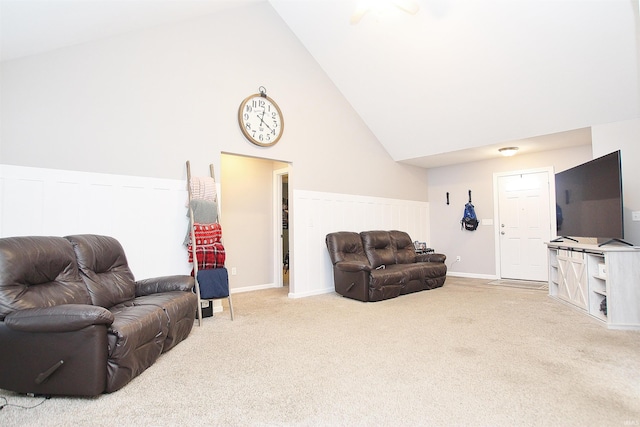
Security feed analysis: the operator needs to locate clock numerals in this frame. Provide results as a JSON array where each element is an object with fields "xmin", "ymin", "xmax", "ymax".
[
  {"xmin": 251, "ymin": 99, "xmax": 266, "ymax": 109},
  {"xmin": 238, "ymin": 93, "xmax": 284, "ymax": 147}
]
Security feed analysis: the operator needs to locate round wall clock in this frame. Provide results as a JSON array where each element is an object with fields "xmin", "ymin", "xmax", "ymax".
[{"xmin": 238, "ymin": 87, "xmax": 284, "ymax": 147}]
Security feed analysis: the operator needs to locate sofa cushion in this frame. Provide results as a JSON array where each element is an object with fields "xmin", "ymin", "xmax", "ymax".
[
  {"xmin": 360, "ymin": 231, "xmax": 395, "ymax": 269},
  {"xmin": 106, "ymin": 303, "xmax": 167, "ymax": 392},
  {"xmin": 368, "ymin": 266, "xmax": 405, "ymax": 301},
  {"xmin": 65, "ymin": 235, "xmax": 136, "ymax": 308},
  {"xmin": 133, "ymin": 291, "xmax": 196, "ymax": 352},
  {"xmin": 390, "ymin": 230, "xmax": 417, "ymax": 264},
  {"xmin": 325, "ymin": 232, "xmax": 369, "ymax": 265},
  {"xmin": 369, "ymin": 266, "xmax": 406, "ymax": 288},
  {"xmin": 401, "ymin": 262, "xmax": 447, "ymax": 280},
  {"xmin": 0, "ymin": 236, "xmax": 91, "ymax": 320}
]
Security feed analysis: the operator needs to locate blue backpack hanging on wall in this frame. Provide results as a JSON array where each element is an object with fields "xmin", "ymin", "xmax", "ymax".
[{"xmin": 461, "ymin": 191, "xmax": 479, "ymax": 231}]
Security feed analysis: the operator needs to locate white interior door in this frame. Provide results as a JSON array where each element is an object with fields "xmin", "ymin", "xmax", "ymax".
[{"xmin": 497, "ymin": 170, "xmax": 552, "ymax": 281}]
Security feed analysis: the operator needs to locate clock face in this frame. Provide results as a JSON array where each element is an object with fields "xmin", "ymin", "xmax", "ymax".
[{"xmin": 238, "ymin": 94, "xmax": 284, "ymax": 147}]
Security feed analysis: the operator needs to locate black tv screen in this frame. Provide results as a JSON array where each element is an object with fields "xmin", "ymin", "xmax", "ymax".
[{"xmin": 555, "ymin": 150, "xmax": 623, "ymax": 240}]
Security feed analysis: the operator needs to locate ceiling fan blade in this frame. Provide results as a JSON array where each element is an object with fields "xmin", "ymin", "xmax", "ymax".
[
  {"xmin": 351, "ymin": 0, "xmax": 418, "ymax": 24},
  {"xmin": 393, "ymin": 0, "xmax": 419, "ymax": 15}
]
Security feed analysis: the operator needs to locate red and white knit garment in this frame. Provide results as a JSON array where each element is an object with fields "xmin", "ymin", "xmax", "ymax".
[{"xmin": 188, "ymin": 222, "xmax": 225, "ymax": 270}]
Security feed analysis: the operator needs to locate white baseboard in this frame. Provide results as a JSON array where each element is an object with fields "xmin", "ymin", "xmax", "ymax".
[
  {"xmin": 228, "ymin": 282, "xmax": 335, "ymax": 299},
  {"xmin": 446, "ymin": 272, "xmax": 498, "ymax": 280},
  {"xmin": 288, "ymin": 287, "xmax": 335, "ymax": 299},
  {"xmin": 231, "ymin": 283, "xmax": 279, "ymax": 293}
]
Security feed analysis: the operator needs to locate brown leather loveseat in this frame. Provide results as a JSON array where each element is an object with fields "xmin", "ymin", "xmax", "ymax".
[
  {"xmin": 326, "ymin": 230, "xmax": 447, "ymax": 302},
  {"xmin": 0, "ymin": 234, "xmax": 197, "ymax": 397}
]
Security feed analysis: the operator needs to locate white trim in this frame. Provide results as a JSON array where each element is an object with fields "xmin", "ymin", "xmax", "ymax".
[
  {"xmin": 227, "ymin": 282, "xmax": 334, "ymax": 298},
  {"xmin": 231, "ymin": 283, "xmax": 278, "ymax": 293},
  {"xmin": 272, "ymin": 167, "xmax": 288, "ymax": 291},
  {"xmin": 447, "ymin": 272, "xmax": 498, "ymax": 280},
  {"xmin": 288, "ymin": 287, "xmax": 335, "ymax": 299}
]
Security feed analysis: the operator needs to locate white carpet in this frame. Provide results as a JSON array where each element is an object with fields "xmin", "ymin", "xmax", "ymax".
[{"xmin": 2, "ymin": 277, "xmax": 639, "ymax": 426}]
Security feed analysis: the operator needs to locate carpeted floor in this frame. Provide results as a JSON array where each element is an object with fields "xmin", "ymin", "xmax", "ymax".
[{"xmin": 2, "ymin": 277, "xmax": 639, "ymax": 426}]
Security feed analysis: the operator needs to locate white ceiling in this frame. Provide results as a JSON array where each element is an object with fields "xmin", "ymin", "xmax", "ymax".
[{"xmin": 3, "ymin": 0, "xmax": 633, "ymax": 168}]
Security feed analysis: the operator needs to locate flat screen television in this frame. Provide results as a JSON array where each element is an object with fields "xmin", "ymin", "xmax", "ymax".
[{"xmin": 554, "ymin": 150, "xmax": 626, "ymax": 245}]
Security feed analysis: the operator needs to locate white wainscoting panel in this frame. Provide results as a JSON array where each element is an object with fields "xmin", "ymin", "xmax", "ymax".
[
  {"xmin": 1, "ymin": 168, "xmax": 430, "ymax": 298},
  {"xmin": 291, "ymin": 190, "xmax": 430, "ymax": 298},
  {"xmin": 0, "ymin": 165, "xmax": 190, "ymax": 279}
]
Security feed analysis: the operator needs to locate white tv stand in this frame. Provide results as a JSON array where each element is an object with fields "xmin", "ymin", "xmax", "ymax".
[{"xmin": 546, "ymin": 241, "xmax": 640, "ymax": 330}]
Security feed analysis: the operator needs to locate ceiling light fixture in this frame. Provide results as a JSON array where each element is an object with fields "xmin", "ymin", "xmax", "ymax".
[
  {"xmin": 351, "ymin": 0, "xmax": 419, "ymax": 24},
  {"xmin": 499, "ymin": 147, "xmax": 519, "ymax": 157}
]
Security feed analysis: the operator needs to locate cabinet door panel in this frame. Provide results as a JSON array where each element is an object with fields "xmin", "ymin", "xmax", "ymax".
[{"xmin": 557, "ymin": 252, "xmax": 587, "ymax": 310}]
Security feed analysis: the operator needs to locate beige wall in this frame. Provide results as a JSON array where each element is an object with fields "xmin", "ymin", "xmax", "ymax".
[
  {"xmin": 428, "ymin": 145, "xmax": 593, "ymax": 277},
  {"xmin": 429, "ymin": 129, "xmax": 640, "ymax": 278},
  {"xmin": 220, "ymin": 154, "xmax": 287, "ymax": 290},
  {"xmin": 592, "ymin": 118, "xmax": 640, "ymax": 246},
  {"xmin": 0, "ymin": 2, "xmax": 429, "ymax": 202}
]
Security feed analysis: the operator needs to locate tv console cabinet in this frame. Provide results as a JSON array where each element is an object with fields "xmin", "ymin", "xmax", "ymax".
[{"xmin": 546, "ymin": 242, "xmax": 640, "ymax": 330}]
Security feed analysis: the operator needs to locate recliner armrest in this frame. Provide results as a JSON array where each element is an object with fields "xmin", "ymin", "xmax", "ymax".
[
  {"xmin": 135, "ymin": 275, "xmax": 195, "ymax": 296},
  {"xmin": 335, "ymin": 261, "xmax": 371, "ymax": 272},
  {"xmin": 4, "ymin": 304, "xmax": 114, "ymax": 333},
  {"xmin": 416, "ymin": 253, "xmax": 447, "ymax": 263}
]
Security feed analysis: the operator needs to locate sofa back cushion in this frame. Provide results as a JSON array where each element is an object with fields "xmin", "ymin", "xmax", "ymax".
[
  {"xmin": 0, "ymin": 236, "xmax": 91, "ymax": 320},
  {"xmin": 65, "ymin": 235, "xmax": 136, "ymax": 308},
  {"xmin": 325, "ymin": 232, "xmax": 369, "ymax": 265},
  {"xmin": 360, "ymin": 231, "xmax": 396, "ymax": 269},
  {"xmin": 390, "ymin": 230, "xmax": 417, "ymax": 264}
]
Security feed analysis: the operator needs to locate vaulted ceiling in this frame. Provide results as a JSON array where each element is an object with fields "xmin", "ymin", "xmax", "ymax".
[{"xmin": 2, "ymin": 0, "xmax": 638, "ymax": 167}]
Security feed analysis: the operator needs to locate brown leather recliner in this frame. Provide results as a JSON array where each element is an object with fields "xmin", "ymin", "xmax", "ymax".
[
  {"xmin": 0, "ymin": 234, "xmax": 197, "ymax": 396},
  {"xmin": 326, "ymin": 230, "xmax": 447, "ymax": 302}
]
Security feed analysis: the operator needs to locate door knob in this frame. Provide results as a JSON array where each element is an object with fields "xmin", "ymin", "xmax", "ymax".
[{"xmin": 501, "ymin": 231, "xmax": 505, "ymax": 235}]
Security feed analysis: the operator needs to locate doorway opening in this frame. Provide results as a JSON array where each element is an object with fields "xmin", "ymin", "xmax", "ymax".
[
  {"xmin": 274, "ymin": 168, "xmax": 289, "ymax": 288},
  {"xmin": 220, "ymin": 153, "xmax": 292, "ymax": 294}
]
